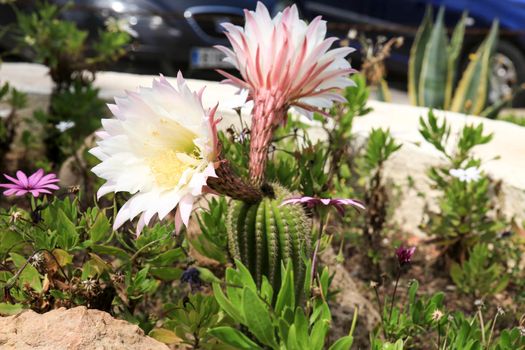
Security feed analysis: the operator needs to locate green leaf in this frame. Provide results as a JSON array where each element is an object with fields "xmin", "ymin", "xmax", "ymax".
[
  {"xmin": 212, "ymin": 283, "xmax": 244, "ymax": 324},
  {"xmin": 451, "ymin": 20, "xmax": 499, "ymax": 114},
  {"xmin": 209, "ymin": 327, "xmax": 262, "ymax": 349},
  {"xmin": 89, "ymin": 212, "xmax": 111, "ymax": 243},
  {"xmin": 56, "ymin": 208, "xmax": 79, "ymax": 250},
  {"xmin": 444, "ymin": 11, "xmax": 467, "ymax": 109},
  {"xmin": 242, "ymin": 288, "xmax": 278, "ymax": 348},
  {"xmin": 148, "ymin": 328, "xmax": 182, "ymax": 345},
  {"xmin": 409, "ymin": 5, "xmax": 434, "ymax": 105},
  {"xmin": 275, "ymin": 263, "xmax": 295, "ymax": 316},
  {"xmin": 149, "ymin": 267, "xmax": 182, "ymax": 281},
  {"xmin": 147, "ymin": 248, "xmax": 184, "ymax": 266},
  {"xmin": 0, "ymin": 302, "xmax": 24, "ymax": 316},
  {"xmin": 329, "ymin": 336, "xmax": 354, "ymax": 350},
  {"xmin": 418, "ymin": 7, "xmax": 448, "ymax": 108},
  {"xmin": 91, "ymin": 245, "xmax": 130, "ymax": 261},
  {"xmin": 51, "ymin": 248, "xmax": 72, "ymax": 267},
  {"xmin": 10, "ymin": 252, "xmax": 42, "ymax": 292}
]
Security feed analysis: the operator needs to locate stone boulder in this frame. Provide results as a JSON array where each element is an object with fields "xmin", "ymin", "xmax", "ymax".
[{"xmin": 0, "ymin": 307, "xmax": 170, "ymax": 350}]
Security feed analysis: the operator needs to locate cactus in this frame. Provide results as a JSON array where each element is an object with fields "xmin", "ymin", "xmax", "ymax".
[
  {"xmin": 408, "ymin": 6, "xmax": 500, "ymax": 115},
  {"xmin": 226, "ymin": 183, "xmax": 312, "ymax": 297}
]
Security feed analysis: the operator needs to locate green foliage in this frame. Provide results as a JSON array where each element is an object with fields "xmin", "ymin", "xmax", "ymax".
[
  {"xmin": 14, "ymin": 1, "xmax": 130, "ymax": 165},
  {"xmin": 226, "ymin": 184, "xmax": 311, "ymax": 297},
  {"xmin": 15, "ymin": 2, "xmax": 130, "ymax": 88},
  {"xmin": 211, "ymin": 261, "xmax": 355, "ymax": 350},
  {"xmin": 192, "ymin": 196, "xmax": 229, "ymax": 263},
  {"xmin": 409, "ymin": 6, "xmax": 501, "ymax": 116},
  {"xmin": 0, "ymin": 195, "xmax": 187, "ymax": 332},
  {"xmin": 374, "ymin": 279, "xmax": 524, "ymax": 349},
  {"xmin": 374, "ymin": 280, "xmax": 445, "ymax": 347},
  {"xmin": 362, "ymin": 129, "xmax": 402, "ymax": 172},
  {"xmin": 450, "ymin": 244, "xmax": 509, "ymax": 298},
  {"xmin": 161, "ymin": 293, "xmax": 233, "ymax": 349},
  {"xmin": 419, "ymin": 110, "xmax": 502, "ymax": 258}
]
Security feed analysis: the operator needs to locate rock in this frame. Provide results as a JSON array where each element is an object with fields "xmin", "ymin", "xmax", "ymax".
[{"xmin": 0, "ymin": 306, "xmax": 170, "ymax": 350}]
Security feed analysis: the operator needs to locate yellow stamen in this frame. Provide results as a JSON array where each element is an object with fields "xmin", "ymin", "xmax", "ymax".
[{"xmin": 149, "ymin": 150, "xmax": 199, "ymax": 188}]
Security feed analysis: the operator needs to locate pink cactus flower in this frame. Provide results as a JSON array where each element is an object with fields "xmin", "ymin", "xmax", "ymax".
[
  {"xmin": 0, "ymin": 169, "xmax": 59, "ymax": 197},
  {"xmin": 216, "ymin": 2, "xmax": 356, "ymax": 185},
  {"xmin": 216, "ymin": 2, "xmax": 356, "ymax": 119},
  {"xmin": 281, "ymin": 196, "xmax": 365, "ymax": 216}
]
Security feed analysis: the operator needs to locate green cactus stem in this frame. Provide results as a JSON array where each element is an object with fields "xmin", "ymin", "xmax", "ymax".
[{"xmin": 226, "ymin": 183, "xmax": 312, "ymax": 298}]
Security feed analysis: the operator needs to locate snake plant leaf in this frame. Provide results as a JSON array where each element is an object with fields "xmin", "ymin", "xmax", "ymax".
[
  {"xmin": 418, "ymin": 7, "xmax": 448, "ymax": 108},
  {"xmin": 451, "ymin": 20, "xmax": 499, "ymax": 115},
  {"xmin": 408, "ymin": 5, "xmax": 434, "ymax": 105},
  {"xmin": 444, "ymin": 11, "xmax": 467, "ymax": 109},
  {"xmin": 377, "ymin": 78, "xmax": 392, "ymax": 102}
]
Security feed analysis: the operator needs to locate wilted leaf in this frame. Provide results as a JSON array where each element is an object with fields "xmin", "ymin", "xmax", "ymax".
[{"xmin": 149, "ymin": 328, "xmax": 182, "ymax": 345}]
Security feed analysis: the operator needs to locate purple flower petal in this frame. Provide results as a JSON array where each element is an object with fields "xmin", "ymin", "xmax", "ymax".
[
  {"xmin": 0, "ymin": 183, "xmax": 23, "ymax": 189},
  {"xmin": 37, "ymin": 174, "xmax": 59, "ymax": 185},
  {"xmin": 3, "ymin": 189, "xmax": 19, "ymax": 196},
  {"xmin": 14, "ymin": 189, "xmax": 28, "ymax": 196},
  {"xmin": 16, "ymin": 171, "xmax": 29, "ymax": 187},
  {"xmin": 3, "ymin": 174, "xmax": 21, "ymax": 186},
  {"xmin": 28, "ymin": 169, "xmax": 45, "ymax": 186},
  {"xmin": 332, "ymin": 203, "xmax": 346, "ymax": 216}
]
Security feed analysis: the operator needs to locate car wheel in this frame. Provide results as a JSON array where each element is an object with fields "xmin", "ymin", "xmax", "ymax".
[{"xmin": 489, "ymin": 40, "xmax": 525, "ymax": 107}]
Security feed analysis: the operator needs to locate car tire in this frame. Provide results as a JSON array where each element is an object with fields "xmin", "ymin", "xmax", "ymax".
[{"xmin": 491, "ymin": 40, "xmax": 525, "ymax": 107}]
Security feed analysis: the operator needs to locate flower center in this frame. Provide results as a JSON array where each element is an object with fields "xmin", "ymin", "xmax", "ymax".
[{"xmin": 149, "ymin": 150, "xmax": 200, "ymax": 188}]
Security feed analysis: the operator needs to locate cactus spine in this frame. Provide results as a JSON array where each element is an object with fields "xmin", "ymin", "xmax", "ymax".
[{"xmin": 226, "ymin": 184, "xmax": 311, "ymax": 295}]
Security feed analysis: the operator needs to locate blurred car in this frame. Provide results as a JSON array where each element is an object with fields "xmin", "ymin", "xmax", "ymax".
[
  {"xmin": 0, "ymin": 0, "xmax": 278, "ymax": 74},
  {"xmin": 2, "ymin": 0, "xmax": 525, "ymax": 103}
]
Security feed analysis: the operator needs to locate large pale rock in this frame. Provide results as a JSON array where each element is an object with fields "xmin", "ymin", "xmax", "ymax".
[{"xmin": 0, "ymin": 307, "xmax": 170, "ymax": 350}]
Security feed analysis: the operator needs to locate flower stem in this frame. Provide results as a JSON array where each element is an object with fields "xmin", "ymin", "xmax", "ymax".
[
  {"xmin": 478, "ymin": 308, "xmax": 486, "ymax": 346},
  {"xmin": 388, "ymin": 267, "xmax": 401, "ymax": 324},
  {"xmin": 373, "ymin": 285, "xmax": 387, "ymax": 340},
  {"xmin": 310, "ymin": 217, "xmax": 325, "ymax": 288},
  {"xmin": 437, "ymin": 322, "xmax": 441, "ymax": 350},
  {"xmin": 248, "ymin": 100, "xmax": 286, "ymax": 187}
]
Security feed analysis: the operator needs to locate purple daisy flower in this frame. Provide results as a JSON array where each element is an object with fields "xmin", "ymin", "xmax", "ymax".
[
  {"xmin": 395, "ymin": 246, "xmax": 416, "ymax": 266},
  {"xmin": 0, "ymin": 169, "xmax": 60, "ymax": 197},
  {"xmin": 281, "ymin": 196, "xmax": 365, "ymax": 216}
]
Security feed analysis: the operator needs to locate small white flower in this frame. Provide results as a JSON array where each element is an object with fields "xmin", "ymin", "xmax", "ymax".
[
  {"xmin": 432, "ymin": 309, "xmax": 444, "ymax": 322},
  {"xmin": 450, "ymin": 166, "xmax": 481, "ymax": 183},
  {"xmin": 55, "ymin": 120, "xmax": 75, "ymax": 132}
]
